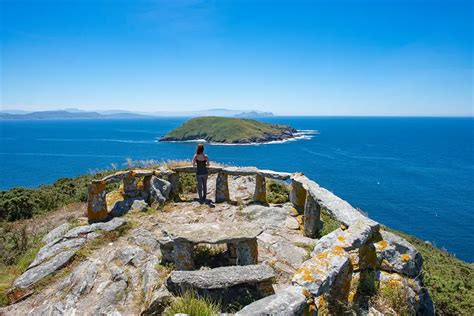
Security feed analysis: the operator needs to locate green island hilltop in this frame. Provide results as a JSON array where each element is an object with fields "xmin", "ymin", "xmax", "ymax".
[{"xmin": 159, "ymin": 116, "xmax": 298, "ymax": 144}]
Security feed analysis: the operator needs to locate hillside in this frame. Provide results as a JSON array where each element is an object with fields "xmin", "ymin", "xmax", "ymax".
[{"xmin": 160, "ymin": 116, "xmax": 297, "ymax": 143}]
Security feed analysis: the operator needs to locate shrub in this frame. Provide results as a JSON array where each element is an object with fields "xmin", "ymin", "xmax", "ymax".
[
  {"xmin": 266, "ymin": 180, "xmax": 289, "ymax": 204},
  {"xmin": 164, "ymin": 291, "xmax": 221, "ymax": 316}
]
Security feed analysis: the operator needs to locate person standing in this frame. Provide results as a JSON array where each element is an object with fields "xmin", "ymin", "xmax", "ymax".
[{"xmin": 193, "ymin": 143, "xmax": 209, "ymax": 203}]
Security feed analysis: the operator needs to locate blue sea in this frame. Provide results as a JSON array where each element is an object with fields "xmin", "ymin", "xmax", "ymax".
[{"xmin": 1, "ymin": 117, "xmax": 473, "ymax": 262}]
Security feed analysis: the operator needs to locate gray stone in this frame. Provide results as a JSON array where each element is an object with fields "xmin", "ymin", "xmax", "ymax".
[
  {"xmin": 142, "ymin": 257, "xmax": 160, "ymax": 305},
  {"xmin": 14, "ymin": 250, "xmax": 76, "ymax": 289},
  {"xmin": 128, "ymin": 228, "xmax": 159, "ymax": 251},
  {"xmin": 95, "ymin": 279, "xmax": 128, "ymax": 314},
  {"xmin": 148, "ymin": 176, "xmax": 171, "ymax": 204},
  {"xmin": 131, "ymin": 199, "xmax": 149, "ymax": 212},
  {"xmin": 30, "ymin": 237, "xmax": 86, "ymax": 268},
  {"xmin": 236, "ymin": 286, "xmax": 310, "ymax": 316},
  {"xmin": 59, "ymin": 260, "xmax": 98, "ymax": 308},
  {"xmin": 375, "ymin": 230, "xmax": 423, "ymax": 278},
  {"xmin": 258, "ymin": 233, "xmax": 308, "ymax": 268},
  {"xmin": 303, "ymin": 192, "xmax": 323, "ymax": 238},
  {"xmin": 142, "ymin": 285, "xmax": 174, "ymax": 316},
  {"xmin": 114, "ymin": 245, "xmax": 147, "ymax": 267},
  {"xmin": 253, "ymin": 174, "xmax": 267, "ymax": 204},
  {"xmin": 161, "ymin": 222, "xmax": 262, "ymax": 244},
  {"xmin": 223, "ymin": 166, "xmax": 259, "ymax": 176},
  {"xmin": 167, "ymin": 264, "xmax": 275, "ymax": 290},
  {"xmin": 42, "ymin": 223, "xmax": 71, "ymax": 244},
  {"xmin": 285, "ymin": 217, "xmax": 300, "ymax": 230},
  {"xmin": 63, "ymin": 225, "xmax": 96, "ymax": 239},
  {"xmin": 215, "ymin": 172, "xmax": 230, "ymax": 203},
  {"xmin": 110, "ymin": 265, "xmax": 128, "ymax": 282},
  {"xmin": 236, "ymin": 204, "xmax": 290, "ymax": 229},
  {"xmin": 257, "ymin": 169, "xmax": 292, "ymax": 180},
  {"xmin": 92, "ymin": 217, "xmax": 127, "ymax": 232}
]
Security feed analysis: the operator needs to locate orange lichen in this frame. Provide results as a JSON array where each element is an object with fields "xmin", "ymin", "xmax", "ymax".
[
  {"xmin": 302, "ymin": 287, "xmax": 311, "ymax": 298},
  {"xmin": 332, "ymin": 245, "xmax": 345, "ymax": 256},
  {"xmin": 375, "ymin": 240, "xmax": 389, "ymax": 250},
  {"xmin": 340, "ymin": 223, "xmax": 348, "ymax": 230},
  {"xmin": 400, "ymin": 253, "xmax": 411, "ymax": 262},
  {"xmin": 317, "ymin": 251, "xmax": 329, "ymax": 260},
  {"xmin": 337, "ymin": 235, "xmax": 346, "ymax": 242}
]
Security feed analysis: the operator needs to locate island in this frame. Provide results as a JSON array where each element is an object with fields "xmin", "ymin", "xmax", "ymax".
[{"xmin": 159, "ymin": 116, "xmax": 298, "ymax": 144}]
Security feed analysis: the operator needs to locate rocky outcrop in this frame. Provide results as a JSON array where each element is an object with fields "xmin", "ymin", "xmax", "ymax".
[{"xmin": 12, "ymin": 217, "xmax": 127, "ymax": 289}]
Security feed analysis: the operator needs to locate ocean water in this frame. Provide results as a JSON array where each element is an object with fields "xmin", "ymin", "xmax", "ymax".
[{"xmin": 1, "ymin": 117, "xmax": 473, "ymax": 262}]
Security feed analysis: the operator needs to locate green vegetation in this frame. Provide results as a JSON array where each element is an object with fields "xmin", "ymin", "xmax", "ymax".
[
  {"xmin": 0, "ymin": 171, "xmax": 117, "ymax": 222},
  {"xmin": 164, "ymin": 291, "xmax": 221, "ymax": 316},
  {"xmin": 160, "ymin": 116, "xmax": 297, "ymax": 144},
  {"xmin": 266, "ymin": 179, "xmax": 290, "ymax": 204},
  {"xmin": 385, "ymin": 227, "xmax": 474, "ymax": 315},
  {"xmin": 319, "ymin": 208, "xmax": 342, "ymax": 237},
  {"xmin": 0, "ymin": 224, "xmax": 43, "ymax": 306}
]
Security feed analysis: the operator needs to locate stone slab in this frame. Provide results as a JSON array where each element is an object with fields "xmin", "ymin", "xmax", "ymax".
[
  {"xmin": 172, "ymin": 166, "xmax": 222, "ymax": 174},
  {"xmin": 161, "ymin": 222, "xmax": 262, "ymax": 244},
  {"xmin": 167, "ymin": 264, "xmax": 275, "ymax": 290},
  {"xmin": 222, "ymin": 166, "xmax": 259, "ymax": 176},
  {"xmin": 42, "ymin": 223, "xmax": 71, "ymax": 244},
  {"xmin": 257, "ymin": 169, "xmax": 293, "ymax": 180},
  {"xmin": 236, "ymin": 286, "xmax": 309, "ymax": 316}
]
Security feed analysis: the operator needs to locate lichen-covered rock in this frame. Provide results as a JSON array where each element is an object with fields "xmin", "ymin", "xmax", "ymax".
[
  {"xmin": 13, "ymin": 250, "xmax": 76, "ymax": 289},
  {"xmin": 375, "ymin": 230, "xmax": 423, "ymax": 277},
  {"xmin": 236, "ymin": 204, "xmax": 290, "ymax": 229},
  {"xmin": 258, "ymin": 232, "xmax": 308, "ymax": 269},
  {"xmin": 236, "ymin": 286, "xmax": 311, "ymax": 316},
  {"xmin": 257, "ymin": 169, "xmax": 292, "ymax": 180},
  {"xmin": 293, "ymin": 251, "xmax": 351, "ymax": 297},
  {"xmin": 42, "ymin": 222, "xmax": 71, "ymax": 244},
  {"xmin": 142, "ymin": 256, "xmax": 160, "ymax": 305}
]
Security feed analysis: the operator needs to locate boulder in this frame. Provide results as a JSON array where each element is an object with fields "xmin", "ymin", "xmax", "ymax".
[
  {"xmin": 42, "ymin": 223, "xmax": 71, "ymax": 244},
  {"xmin": 375, "ymin": 230, "xmax": 423, "ymax": 278},
  {"xmin": 236, "ymin": 286, "xmax": 311, "ymax": 316},
  {"xmin": 148, "ymin": 176, "xmax": 171, "ymax": 205}
]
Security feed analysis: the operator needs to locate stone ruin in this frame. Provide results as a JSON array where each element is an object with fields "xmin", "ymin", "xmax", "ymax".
[{"xmin": 4, "ymin": 165, "xmax": 435, "ymax": 315}]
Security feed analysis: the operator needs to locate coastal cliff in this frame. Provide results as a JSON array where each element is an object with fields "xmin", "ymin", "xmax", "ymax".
[{"xmin": 0, "ymin": 161, "xmax": 472, "ymax": 315}]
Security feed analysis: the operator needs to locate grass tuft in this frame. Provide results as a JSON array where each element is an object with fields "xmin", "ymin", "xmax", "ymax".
[{"xmin": 164, "ymin": 291, "xmax": 221, "ymax": 316}]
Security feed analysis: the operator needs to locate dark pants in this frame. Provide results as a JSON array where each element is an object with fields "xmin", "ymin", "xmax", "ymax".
[{"xmin": 196, "ymin": 174, "xmax": 208, "ymax": 201}]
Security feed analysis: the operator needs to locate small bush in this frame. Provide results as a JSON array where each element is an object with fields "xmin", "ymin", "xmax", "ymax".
[
  {"xmin": 266, "ymin": 180, "xmax": 289, "ymax": 204},
  {"xmin": 319, "ymin": 208, "xmax": 341, "ymax": 237},
  {"xmin": 164, "ymin": 291, "xmax": 221, "ymax": 316},
  {"xmin": 179, "ymin": 173, "xmax": 197, "ymax": 194}
]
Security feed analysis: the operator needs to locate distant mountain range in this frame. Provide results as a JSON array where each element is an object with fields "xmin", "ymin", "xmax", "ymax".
[{"xmin": 0, "ymin": 108, "xmax": 274, "ymax": 120}]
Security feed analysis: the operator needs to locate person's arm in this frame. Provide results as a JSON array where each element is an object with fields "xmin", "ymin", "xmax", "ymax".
[
  {"xmin": 192, "ymin": 154, "xmax": 197, "ymax": 167},
  {"xmin": 205, "ymin": 155, "xmax": 210, "ymax": 166}
]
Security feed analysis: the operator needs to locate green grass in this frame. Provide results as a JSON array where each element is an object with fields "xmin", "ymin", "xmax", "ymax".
[
  {"xmin": 160, "ymin": 116, "xmax": 296, "ymax": 144},
  {"xmin": 384, "ymin": 227, "xmax": 474, "ymax": 315},
  {"xmin": 164, "ymin": 291, "xmax": 221, "ymax": 316}
]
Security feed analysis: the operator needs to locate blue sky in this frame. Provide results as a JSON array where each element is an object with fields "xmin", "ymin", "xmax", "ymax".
[{"xmin": 1, "ymin": 0, "xmax": 472, "ymax": 116}]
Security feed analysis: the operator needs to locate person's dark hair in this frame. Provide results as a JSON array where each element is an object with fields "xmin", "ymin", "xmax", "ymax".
[{"xmin": 196, "ymin": 143, "xmax": 204, "ymax": 155}]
